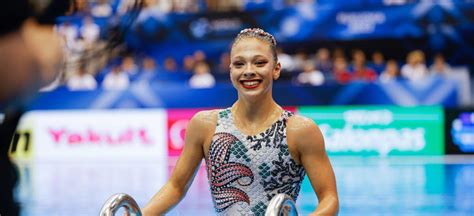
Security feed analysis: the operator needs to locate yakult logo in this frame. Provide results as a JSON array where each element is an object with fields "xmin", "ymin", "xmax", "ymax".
[{"xmin": 49, "ymin": 127, "xmax": 153, "ymax": 146}]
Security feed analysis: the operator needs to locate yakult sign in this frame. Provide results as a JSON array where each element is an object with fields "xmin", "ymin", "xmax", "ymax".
[{"xmin": 13, "ymin": 110, "xmax": 167, "ymax": 160}]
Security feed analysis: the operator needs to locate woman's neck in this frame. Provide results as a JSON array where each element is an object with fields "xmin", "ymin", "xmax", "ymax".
[{"xmin": 232, "ymin": 94, "xmax": 280, "ymax": 124}]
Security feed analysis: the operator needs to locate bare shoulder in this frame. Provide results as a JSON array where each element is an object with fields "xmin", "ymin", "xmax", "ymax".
[
  {"xmin": 185, "ymin": 109, "xmax": 219, "ymax": 145},
  {"xmin": 287, "ymin": 114, "xmax": 320, "ymax": 134},
  {"xmin": 287, "ymin": 114, "xmax": 325, "ymax": 151},
  {"xmin": 191, "ymin": 109, "xmax": 219, "ymax": 127}
]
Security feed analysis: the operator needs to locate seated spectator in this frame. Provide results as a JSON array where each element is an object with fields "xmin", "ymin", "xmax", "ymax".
[
  {"xmin": 164, "ymin": 56, "xmax": 178, "ymax": 73},
  {"xmin": 368, "ymin": 51, "xmax": 385, "ymax": 74},
  {"xmin": 142, "ymin": 57, "xmax": 158, "ymax": 73},
  {"xmin": 277, "ymin": 48, "xmax": 295, "ymax": 72},
  {"xmin": 215, "ymin": 52, "xmax": 230, "ymax": 74},
  {"xmin": 121, "ymin": 55, "xmax": 139, "ymax": 79},
  {"xmin": 102, "ymin": 65, "xmax": 130, "ymax": 90},
  {"xmin": 91, "ymin": 0, "xmax": 112, "ymax": 17},
  {"xmin": 67, "ymin": 65, "xmax": 97, "ymax": 91},
  {"xmin": 332, "ymin": 47, "xmax": 346, "ymax": 59},
  {"xmin": 173, "ymin": 0, "xmax": 199, "ymax": 13},
  {"xmin": 351, "ymin": 49, "xmax": 377, "ymax": 82},
  {"xmin": 401, "ymin": 50, "xmax": 428, "ymax": 81},
  {"xmin": 74, "ymin": 0, "xmax": 90, "ymax": 16},
  {"xmin": 333, "ymin": 57, "xmax": 352, "ymax": 84},
  {"xmin": 429, "ymin": 54, "xmax": 451, "ymax": 76},
  {"xmin": 193, "ymin": 50, "xmax": 207, "ymax": 63},
  {"xmin": 314, "ymin": 48, "xmax": 333, "ymax": 74},
  {"xmin": 379, "ymin": 60, "xmax": 400, "ymax": 83},
  {"xmin": 296, "ymin": 62, "xmax": 324, "ymax": 86},
  {"xmin": 57, "ymin": 21, "xmax": 78, "ymax": 46},
  {"xmin": 80, "ymin": 16, "xmax": 100, "ymax": 45},
  {"xmin": 182, "ymin": 55, "xmax": 196, "ymax": 73},
  {"xmin": 189, "ymin": 61, "xmax": 215, "ymax": 88},
  {"xmin": 292, "ymin": 50, "xmax": 309, "ymax": 71}
]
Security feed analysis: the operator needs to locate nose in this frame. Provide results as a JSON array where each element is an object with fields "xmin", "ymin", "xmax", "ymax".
[{"xmin": 243, "ymin": 67, "xmax": 256, "ymax": 79}]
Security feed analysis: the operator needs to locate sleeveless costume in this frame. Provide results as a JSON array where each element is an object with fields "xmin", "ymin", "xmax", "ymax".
[{"xmin": 205, "ymin": 108, "xmax": 306, "ymax": 215}]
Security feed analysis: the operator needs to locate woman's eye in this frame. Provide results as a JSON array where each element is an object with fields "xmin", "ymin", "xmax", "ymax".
[
  {"xmin": 233, "ymin": 62, "xmax": 244, "ymax": 68},
  {"xmin": 255, "ymin": 61, "xmax": 267, "ymax": 66}
]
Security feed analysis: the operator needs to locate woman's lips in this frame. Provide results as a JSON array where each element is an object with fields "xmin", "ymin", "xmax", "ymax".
[{"xmin": 240, "ymin": 80, "xmax": 261, "ymax": 89}]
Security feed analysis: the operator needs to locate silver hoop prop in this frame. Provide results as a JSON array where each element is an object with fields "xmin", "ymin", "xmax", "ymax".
[
  {"xmin": 265, "ymin": 193, "xmax": 299, "ymax": 216},
  {"xmin": 99, "ymin": 193, "xmax": 142, "ymax": 216}
]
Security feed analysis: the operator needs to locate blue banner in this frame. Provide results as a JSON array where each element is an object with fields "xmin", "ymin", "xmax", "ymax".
[{"xmin": 25, "ymin": 77, "xmax": 458, "ymax": 110}]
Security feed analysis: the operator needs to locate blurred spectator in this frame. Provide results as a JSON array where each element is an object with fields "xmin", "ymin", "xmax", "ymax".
[
  {"xmin": 142, "ymin": 57, "xmax": 158, "ymax": 73},
  {"xmin": 91, "ymin": 0, "xmax": 112, "ymax": 17},
  {"xmin": 277, "ymin": 48, "xmax": 295, "ymax": 72},
  {"xmin": 332, "ymin": 47, "xmax": 346, "ymax": 59},
  {"xmin": 67, "ymin": 65, "xmax": 97, "ymax": 90},
  {"xmin": 206, "ymin": 0, "xmax": 244, "ymax": 12},
  {"xmin": 173, "ymin": 0, "xmax": 199, "ymax": 13},
  {"xmin": 296, "ymin": 62, "xmax": 324, "ymax": 86},
  {"xmin": 401, "ymin": 50, "xmax": 428, "ymax": 81},
  {"xmin": 121, "ymin": 55, "xmax": 139, "ymax": 79},
  {"xmin": 102, "ymin": 65, "xmax": 130, "ymax": 90},
  {"xmin": 164, "ymin": 56, "xmax": 178, "ymax": 72},
  {"xmin": 292, "ymin": 50, "xmax": 309, "ymax": 71},
  {"xmin": 74, "ymin": 0, "xmax": 90, "ymax": 15},
  {"xmin": 314, "ymin": 48, "xmax": 333, "ymax": 75},
  {"xmin": 80, "ymin": 16, "xmax": 100, "ymax": 45},
  {"xmin": 429, "ymin": 54, "xmax": 451, "ymax": 76},
  {"xmin": 57, "ymin": 21, "xmax": 78, "ymax": 46},
  {"xmin": 369, "ymin": 51, "xmax": 385, "ymax": 74},
  {"xmin": 350, "ymin": 49, "xmax": 377, "ymax": 81},
  {"xmin": 193, "ymin": 50, "xmax": 207, "ymax": 63},
  {"xmin": 216, "ymin": 52, "xmax": 230, "ymax": 74},
  {"xmin": 333, "ymin": 57, "xmax": 352, "ymax": 84},
  {"xmin": 189, "ymin": 61, "xmax": 215, "ymax": 88},
  {"xmin": 182, "ymin": 55, "xmax": 196, "ymax": 73},
  {"xmin": 379, "ymin": 60, "xmax": 400, "ymax": 82}
]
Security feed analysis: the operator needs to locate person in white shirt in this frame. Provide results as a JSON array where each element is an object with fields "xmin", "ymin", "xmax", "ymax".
[
  {"xmin": 379, "ymin": 60, "xmax": 400, "ymax": 83},
  {"xmin": 297, "ymin": 62, "xmax": 324, "ymax": 86},
  {"xmin": 189, "ymin": 61, "xmax": 215, "ymax": 88},
  {"xmin": 102, "ymin": 65, "xmax": 130, "ymax": 90},
  {"xmin": 429, "ymin": 54, "xmax": 452, "ymax": 76},
  {"xmin": 80, "ymin": 16, "xmax": 100, "ymax": 45},
  {"xmin": 91, "ymin": 0, "xmax": 112, "ymax": 17},
  {"xmin": 401, "ymin": 50, "xmax": 428, "ymax": 81},
  {"xmin": 67, "ymin": 65, "xmax": 97, "ymax": 91}
]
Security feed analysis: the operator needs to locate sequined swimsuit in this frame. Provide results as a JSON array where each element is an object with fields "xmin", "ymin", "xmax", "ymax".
[{"xmin": 205, "ymin": 108, "xmax": 306, "ymax": 215}]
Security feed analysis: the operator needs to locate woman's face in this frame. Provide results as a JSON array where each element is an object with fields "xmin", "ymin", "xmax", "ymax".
[{"xmin": 230, "ymin": 38, "xmax": 280, "ymax": 100}]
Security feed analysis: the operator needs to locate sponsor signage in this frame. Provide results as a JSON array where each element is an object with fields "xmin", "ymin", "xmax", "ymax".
[
  {"xmin": 445, "ymin": 109, "xmax": 474, "ymax": 154},
  {"xmin": 298, "ymin": 106, "xmax": 444, "ymax": 156},
  {"xmin": 10, "ymin": 110, "xmax": 168, "ymax": 160},
  {"xmin": 167, "ymin": 107, "xmax": 297, "ymax": 156}
]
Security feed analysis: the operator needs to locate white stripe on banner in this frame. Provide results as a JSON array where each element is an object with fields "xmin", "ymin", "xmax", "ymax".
[{"xmin": 379, "ymin": 81, "xmax": 418, "ymax": 106}]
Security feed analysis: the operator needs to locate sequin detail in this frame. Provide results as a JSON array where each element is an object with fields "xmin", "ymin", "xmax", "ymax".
[{"xmin": 206, "ymin": 108, "xmax": 306, "ymax": 215}]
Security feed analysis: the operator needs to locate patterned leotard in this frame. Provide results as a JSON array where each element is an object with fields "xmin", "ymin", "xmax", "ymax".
[{"xmin": 205, "ymin": 108, "xmax": 306, "ymax": 215}]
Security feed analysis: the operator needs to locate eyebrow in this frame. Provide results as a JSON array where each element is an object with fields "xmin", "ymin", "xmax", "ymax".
[{"xmin": 231, "ymin": 55, "xmax": 268, "ymax": 61}]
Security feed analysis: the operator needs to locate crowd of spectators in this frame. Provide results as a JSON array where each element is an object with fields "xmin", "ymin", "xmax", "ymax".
[
  {"xmin": 48, "ymin": 44, "xmax": 456, "ymax": 92},
  {"xmin": 47, "ymin": 0, "xmax": 459, "ymax": 92}
]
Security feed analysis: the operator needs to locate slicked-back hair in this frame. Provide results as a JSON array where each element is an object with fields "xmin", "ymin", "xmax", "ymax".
[{"xmin": 231, "ymin": 28, "xmax": 278, "ymax": 64}]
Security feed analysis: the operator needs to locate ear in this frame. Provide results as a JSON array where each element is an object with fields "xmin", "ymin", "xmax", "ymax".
[{"xmin": 273, "ymin": 62, "xmax": 281, "ymax": 80}]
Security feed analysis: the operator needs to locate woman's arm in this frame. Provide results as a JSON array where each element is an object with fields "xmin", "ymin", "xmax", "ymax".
[
  {"xmin": 287, "ymin": 115, "xmax": 339, "ymax": 216},
  {"xmin": 142, "ymin": 110, "xmax": 216, "ymax": 215}
]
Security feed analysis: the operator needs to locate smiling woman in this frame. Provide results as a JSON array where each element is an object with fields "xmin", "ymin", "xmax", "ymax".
[{"xmin": 142, "ymin": 28, "xmax": 339, "ymax": 216}]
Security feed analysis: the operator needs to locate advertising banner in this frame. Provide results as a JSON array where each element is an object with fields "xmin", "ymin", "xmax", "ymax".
[
  {"xmin": 167, "ymin": 107, "xmax": 297, "ymax": 156},
  {"xmin": 9, "ymin": 110, "xmax": 168, "ymax": 160},
  {"xmin": 445, "ymin": 109, "xmax": 474, "ymax": 154},
  {"xmin": 298, "ymin": 106, "xmax": 444, "ymax": 156}
]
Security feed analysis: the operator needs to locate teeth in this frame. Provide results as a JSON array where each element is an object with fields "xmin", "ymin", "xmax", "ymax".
[{"xmin": 243, "ymin": 81, "xmax": 259, "ymax": 86}]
